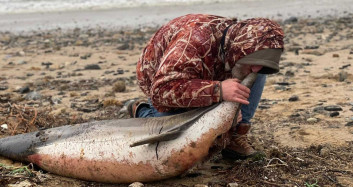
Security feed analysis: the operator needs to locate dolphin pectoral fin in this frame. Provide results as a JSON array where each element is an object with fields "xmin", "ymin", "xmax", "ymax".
[
  {"xmin": 130, "ymin": 103, "xmax": 221, "ymax": 147},
  {"xmin": 130, "ymin": 129, "xmax": 181, "ymax": 147}
]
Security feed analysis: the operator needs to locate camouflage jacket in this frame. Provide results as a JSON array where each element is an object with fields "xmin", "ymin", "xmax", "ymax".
[{"xmin": 137, "ymin": 14, "xmax": 284, "ymax": 112}]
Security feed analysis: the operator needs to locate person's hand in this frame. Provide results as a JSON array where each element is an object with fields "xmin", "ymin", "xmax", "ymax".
[{"xmin": 221, "ymin": 79, "xmax": 250, "ymax": 105}]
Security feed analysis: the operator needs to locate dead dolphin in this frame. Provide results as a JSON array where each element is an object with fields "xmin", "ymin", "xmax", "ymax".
[{"xmin": 0, "ymin": 73, "xmax": 257, "ymax": 183}]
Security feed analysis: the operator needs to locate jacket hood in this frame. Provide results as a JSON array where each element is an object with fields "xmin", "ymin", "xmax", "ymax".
[{"xmin": 224, "ymin": 18, "xmax": 284, "ymax": 74}]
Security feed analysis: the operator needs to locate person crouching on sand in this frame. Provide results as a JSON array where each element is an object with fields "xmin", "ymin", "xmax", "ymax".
[{"xmin": 127, "ymin": 14, "xmax": 284, "ymax": 159}]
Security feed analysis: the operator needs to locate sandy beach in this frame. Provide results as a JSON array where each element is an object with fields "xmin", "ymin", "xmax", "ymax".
[
  {"xmin": 0, "ymin": 1, "xmax": 353, "ymax": 186},
  {"xmin": 1, "ymin": 0, "xmax": 353, "ymax": 33}
]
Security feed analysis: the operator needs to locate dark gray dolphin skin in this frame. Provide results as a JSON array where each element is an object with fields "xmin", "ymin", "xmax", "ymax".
[{"xmin": 0, "ymin": 72, "xmax": 257, "ymax": 183}]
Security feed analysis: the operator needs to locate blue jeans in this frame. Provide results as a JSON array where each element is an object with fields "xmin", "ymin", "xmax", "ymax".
[{"xmin": 137, "ymin": 74, "xmax": 266, "ymax": 124}]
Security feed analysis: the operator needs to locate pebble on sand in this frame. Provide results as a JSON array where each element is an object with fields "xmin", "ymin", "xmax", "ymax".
[
  {"xmin": 84, "ymin": 64, "xmax": 101, "ymax": 70},
  {"xmin": 24, "ymin": 91, "xmax": 42, "ymax": 100},
  {"xmin": 345, "ymin": 121, "xmax": 353, "ymax": 127},
  {"xmin": 113, "ymin": 80, "xmax": 126, "ymax": 92},
  {"xmin": 117, "ymin": 43, "xmax": 130, "ymax": 50},
  {"xmin": 0, "ymin": 86, "xmax": 8, "ymax": 91},
  {"xmin": 324, "ymin": 105, "xmax": 343, "ymax": 111},
  {"xmin": 128, "ymin": 182, "xmax": 144, "ymax": 187},
  {"xmin": 1, "ymin": 124, "xmax": 8, "ymax": 130},
  {"xmin": 329, "ymin": 111, "xmax": 339, "ymax": 117},
  {"xmin": 289, "ymin": 95, "xmax": 299, "ymax": 102},
  {"xmin": 307, "ymin": 118, "xmax": 318, "ymax": 123},
  {"xmin": 227, "ymin": 182, "xmax": 239, "ymax": 187},
  {"xmin": 18, "ymin": 86, "xmax": 30, "ymax": 94},
  {"xmin": 194, "ymin": 185, "xmax": 208, "ymax": 187}
]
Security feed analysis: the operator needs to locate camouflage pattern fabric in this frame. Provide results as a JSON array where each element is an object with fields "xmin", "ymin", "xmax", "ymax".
[{"xmin": 137, "ymin": 14, "xmax": 284, "ymax": 112}]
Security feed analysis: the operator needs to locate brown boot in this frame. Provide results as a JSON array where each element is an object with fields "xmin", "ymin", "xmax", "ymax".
[
  {"xmin": 125, "ymin": 99, "xmax": 149, "ymax": 118},
  {"xmin": 222, "ymin": 123, "xmax": 261, "ymax": 160}
]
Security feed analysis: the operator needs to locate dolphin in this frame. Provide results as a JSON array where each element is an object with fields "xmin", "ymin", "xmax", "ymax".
[{"xmin": 0, "ymin": 72, "xmax": 257, "ymax": 183}]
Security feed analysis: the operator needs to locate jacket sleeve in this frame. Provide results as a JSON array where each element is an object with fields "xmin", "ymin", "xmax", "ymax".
[{"xmin": 150, "ymin": 28, "xmax": 222, "ymax": 110}]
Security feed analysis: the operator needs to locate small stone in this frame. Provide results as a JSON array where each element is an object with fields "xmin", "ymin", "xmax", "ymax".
[
  {"xmin": 304, "ymin": 45, "xmax": 319, "ymax": 49},
  {"xmin": 275, "ymin": 86, "xmax": 290, "ymax": 91},
  {"xmin": 289, "ymin": 95, "xmax": 299, "ymax": 102},
  {"xmin": 18, "ymin": 51, "xmax": 26, "ymax": 56},
  {"xmin": 128, "ymin": 182, "xmax": 144, "ymax": 187},
  {"xmin": 324, "ymin": 105, "xmax": 343, "ymax": 111},
  {"xmin": 84, "ymin": 64, "xmax": 101, "ymax": 70},
  {"xmin": 41, "ymin": 62, "xmax": 53, "ymax": 69},
  {"xmin": 332, "ymin": 54, "xmax": 339, "ymax": 58},
  {"xmin": 0, "ymin": 35, "xmax": 11, "ymax": 44},
  {"xmin": 339, "ymin": 64, "xmax": 351, "ymax": 69},
  {"xmin": 338, "ymin": 71, "xmax": 348, "ymax": 82},
  {"xmin": 80, "ymin": 53, "xmax": 92, "ymax": 59},
  {"xmin": 58, "ymin": 64, "xmax": 65, "ymax": 69},
  {"xmin": 24, "ymin": 91, "xmax": 42, "ymax": 100},
  {"xmin": 65, "ymin": 61, "xmax": 72, "ymax": 67},
  {"xmin": 290, "ymin": 113, "xmax": 300, "ymax": 118},
  {"xmin": 285, "ymin": 70, "xmax": 295, "ymax": 77},
  {"xmin": 227, "ymin": 182, "xmax": 239, "ymax": 187},
  {"xmin": 194, "ymin": 185, "xmax": 208, "ymax": 187},
  {"xmin": 17, "ymin": 60, "xmax": 27, "ymax": 65},
  {"xmin": 113, "ymin": 81, "xmax": 126, "ymax": 92},
  {"xmin": 51, "ymin": 97, "xmax": 62, "ymax": 105},
  {"xmin": 75, "ymin": 40, "xmax": 84, "ymax": 46},
  {"xmin": 313, "ymin": 106, "xmax": 324, "ymax": 113},
  {"xmin": 284, "ymin": 16, "xmax": 298, "ymax": 24},
  {"xmin": 307, "ymin": 118, "xmax": 318, "ymax": 123},
  {"xmin": 276, "ymin": 82, "xmax": 290, "ymax": 86},
  {"xmin": 320, "ymin": 146, "xmax": 330, "ymax": 157},
  {"xmin": 19, "ymin": 86, "xmax": 30, "ymax": 94},
  {"xmin": 81, "ymin": 92, "xmax": 89, "ymax": 96},
  {"xmin": 79, "ymin": 34, "xmax": 89, "ymax": 39},
  {"xmin": 44, "ymin": 39, "xmax": 51, "ymax": 48},
  {"xmin": 259, "ymin": 105, "xmax": 271, "ymax": 109},
  {"xmin": 117, "ymin": 43, "xmax": 130, "ymax": 50},
  {"xmin": 1, "ymin": 124, "xmax": 8, "ymax": 130},
  {"xmin": 117, "ymin": 68, "xmax": 124, "ymax": 74},
  {"xmin": 329, "ymin": 111, "xmax": 339, "ymax": 117},
  {"xmin": 345, "ymin": 121, "xmax": 353, "ymax": 127},
  {"xmin": 0, "ymin": 86, "xmax": 8, "ymax": 90},
  {"xmin": 104, "ymin": 70, "xmax": 114, "ymax": 74}
]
